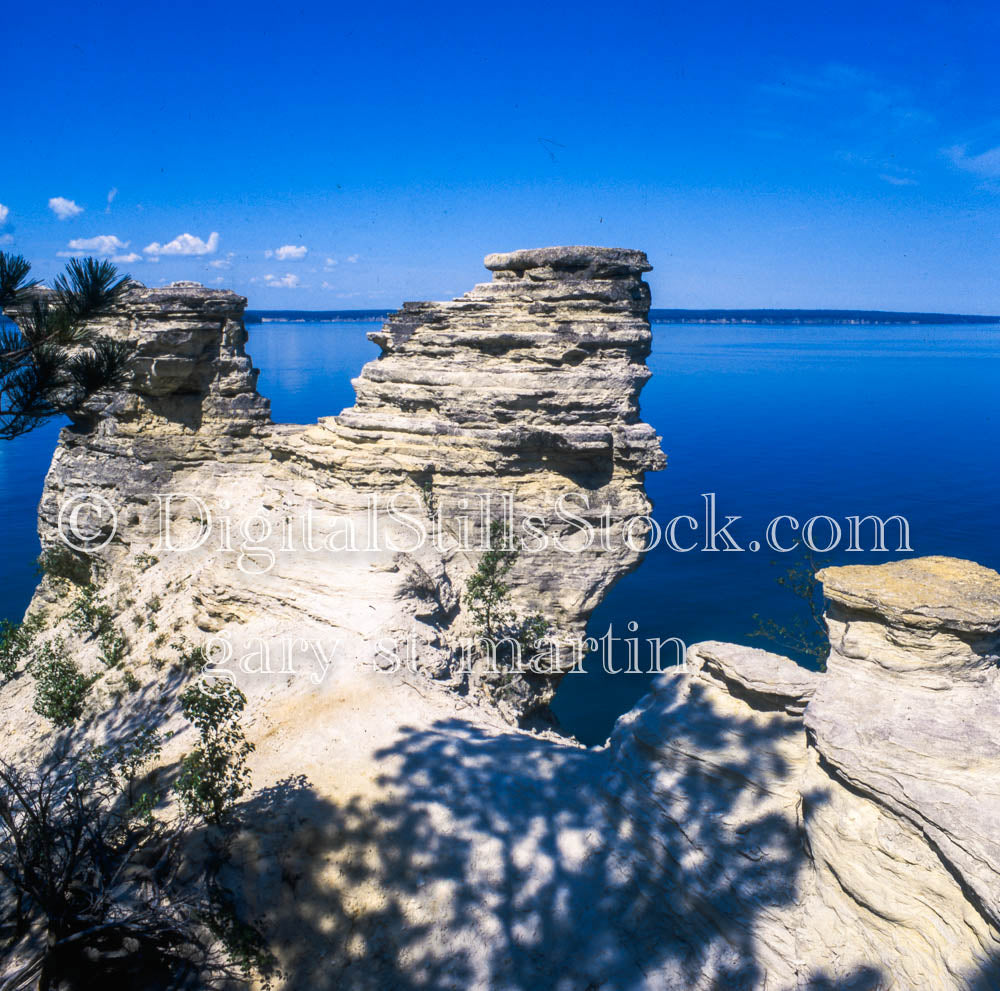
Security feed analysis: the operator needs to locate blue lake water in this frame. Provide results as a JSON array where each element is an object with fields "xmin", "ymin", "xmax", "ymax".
[{"xmin": 3, "ymin": 319, "xmax": 998, "ymax": 744}]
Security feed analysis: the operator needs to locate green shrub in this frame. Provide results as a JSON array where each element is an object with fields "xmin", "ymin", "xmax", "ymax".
[
  {"xmin": 465, "ymin": 520, "xmax": 551, "ymax": 665},
  {"xmin": 30, "ymin": 639, "xmax": 96, "ymax": 726},
  {"xmin": 82, "ymin": 723, "xmax": 164, "ymax": 816},
  {"xmin": 0, "ymin": 612, "xmax": 45, "ymax": 681},
  {"xmin": 177, "ymin": 643, "xmax": 207, "ymax": 673},
  {"xmin": 465, "ymin": 520, "xmax": 518, "ymax": 640},
  {"xmin": 750, "ymin": 551, "xmax": 830, "ymax": 670},
  {"xmin": 98, "ymin": 626, "xmax": 128, "ymax": 667},
  {"xmin": 68, "ymin": 583, "xmax": 114, "ymax": 637},
  {"xmin": 515, "ymin": 612, "xmax": 550, "ymax": 653},
  {"xmin": 36, "ymin": 546, "xmax": 92, "ymax": 585},
  {"xmin": 0, "ymin": 724, "xmax": 275, "ymax": 987},
  {"xmin": 176, "ymin": 678, "xmax": 254, "ymax": 826}
]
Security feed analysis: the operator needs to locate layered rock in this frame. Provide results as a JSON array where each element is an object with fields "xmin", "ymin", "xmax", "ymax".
[
  {"xmin": 602, "ymin": 557, "xmax": 1000, "ymax": 988},
  {"xmin": 7, "ymin": 282, "xmax": 270, "ymax": 455},
  {"xmin": 806, "ymin": 557, "xmax": 1000, "ymax": 972},
  {"xmin": 279, "ymin": 245, "xmax": 662, "ymax": 490},
  {"xmin": 14, "ymin": 248, "xmax": 666, "ymax": 721},
  {"xmin": 276, "ymin": 246, "xmax": 666, "ymax": 679},
  {"xmin": 8, "ymin": 283, "xmax": 271, "ymax": 580}
]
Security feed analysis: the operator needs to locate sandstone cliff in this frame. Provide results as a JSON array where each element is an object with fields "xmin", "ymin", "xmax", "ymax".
[
  {"xmin": 2, "ymin": 249, "xmax": 998, "ymax": 990},
  {"xmin": 13, "ymin": 247, "xmax": 665, "ymax": 723}
]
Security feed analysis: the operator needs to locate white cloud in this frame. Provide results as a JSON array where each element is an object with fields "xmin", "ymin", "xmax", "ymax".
[
  {"xmin": 49, "ymin": 197, "xmax": 84, "ymax": 220},
  {"xmin": 57, "ymin": 234, "xmax": 131, "ymax": 257},
  {"xmin": 208, "ymin": 251, "xmax": 235, "ymax": 270},
  {"xmin": 263, "ymin": 273, "xmax": 302, "ymax": 289},
  {"xmin": 0, "ymin": 204, "xmax": 8, "ymax": 226},
  {"xmin": 265, "ymin": 244, "xmax": 308, "ymax": 261},
  {"xmin": 945, "ymin": 144, "xmax": 1000, "ymax": 179},
  {"xmin": 105, "ymin": 188, "xmax": 118, "ymax": 213},
  {"xmin": 346, "ymin": 254, "xmax": 359, "ymax": 263},
  {"xmin": 112, "ymin": 252, "xmax": 141, "ymax": 263},
  {"xmin": 879, "ymin": 173, "xmax": 918, "ymax": 186},
  {"xmin": 144, "ymin": 231, "xmax": 220, "ymax": 256},
  {"xmin": 324, "ymin": 257, "xmax": 338, "ymax": 268}
]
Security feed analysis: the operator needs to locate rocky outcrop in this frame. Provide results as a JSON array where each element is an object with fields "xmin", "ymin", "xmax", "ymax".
[
  {"xmin": 806, "ymin": 558, "xmax": 1000, "ymax": 971},
  {"xmin": 275, "ymin": 246, "xmax": 665, "ymax": 680},
  {"xmin": 7, "ymin": 282, "xmax": 271, "ymax": 454},
  {"xmin": 15, "ymin": 248, "xmax": 665, "ymax": 721},
  {"xmin": 10, "ymin": 283, "xmax": 272, "ymax": 578},
  {"xmin": 603, "ymin": 556, "xmax": 1000, "ymax": 989}
]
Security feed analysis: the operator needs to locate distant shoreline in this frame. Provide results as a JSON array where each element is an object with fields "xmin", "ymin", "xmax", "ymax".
[{"xmin": 245, "ymin": 307, "xmax": 1000, "ymax": 326}]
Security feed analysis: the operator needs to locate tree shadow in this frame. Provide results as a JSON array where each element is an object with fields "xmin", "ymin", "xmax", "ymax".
[{"xmin": 222, "ymin": 675, "xmax": 894, "ymax": 989}]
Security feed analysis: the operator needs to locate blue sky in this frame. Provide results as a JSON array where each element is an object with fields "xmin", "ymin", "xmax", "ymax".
[{"xmin": 2, "ymin": 0, "xmax": 999, "ymax": 311}]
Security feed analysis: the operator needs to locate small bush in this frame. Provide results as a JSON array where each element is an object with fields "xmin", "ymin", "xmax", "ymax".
[
  {"xmin": 176, "ymin": 643, "xmax": 207, "ymax": 673},
  {"xmin": 465, "ymin": 520, "xmax": 552, "ymax": 670},
  {"xmin": 98, "ymin": 627, "xmax": 128, "ymax": 667},
  {"xmin": 82, "ymin": 723, "xmax": 163, "ymax": 814},
  {"xmin": 0, "ymin": 727, "xmax": 274, "ymax": 988},
  {"xmin": 0, "ymin": 612, "xmax": 45, "ymax": 681},
  {"xmin": 30, "ymin": 639, "xmax": 96, "ymax": 727},
  {"xmin": 465, "ymin": 520, "xmax": 518, "ymax": 640},
  {"xmin": 36, "ymin": 546, "xmax": 92, "ymax": 585},
  {"xmin": 176, "ymin": 678, "xmax": 254, "ymax": 826},
  {"xmin": 516, "ymin": 612, "xmax": 550, "ymax": 653},
  {"xmin": 68, "ymin": 583, "xmax": 114, "ymax": 637},
  {"xmin": 750, "ymin": 552, "xmax": 830, "ymax": 670}
]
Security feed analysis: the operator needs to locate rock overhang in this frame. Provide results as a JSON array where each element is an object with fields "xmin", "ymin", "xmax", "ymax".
[
  {"xmin": 483, "ymin": 245, "xmax": 653, "ymax": 279},
  {"xmin": 817, "ymin": 555, "xmax": 1000, "ymax": 634}
]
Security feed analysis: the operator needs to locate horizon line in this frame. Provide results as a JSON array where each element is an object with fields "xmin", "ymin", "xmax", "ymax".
[{"xmin": 244, "ymin": 306, "xmax": 1000, "ymax": 325}]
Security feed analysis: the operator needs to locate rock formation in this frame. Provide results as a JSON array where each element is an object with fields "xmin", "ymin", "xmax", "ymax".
[
  {"xmin": 604, "ymin": 556, "xmax": 1000, "ymax": 988},
  {"xmin": 3, "ymin": 250, "xmax": 999, "ymax": 989},
  {"xmin": 14, "ymin": 247, "xmax": 666, "ymax": 721},
  {"xmin": 274, "ymin": 245, "xmax": 666, "ymax": 709}
]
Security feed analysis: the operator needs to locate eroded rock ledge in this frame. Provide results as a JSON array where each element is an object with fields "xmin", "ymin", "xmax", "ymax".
[{"xmin": 605, "ymin": 556, "xmax": 1000, "ymax": 988}]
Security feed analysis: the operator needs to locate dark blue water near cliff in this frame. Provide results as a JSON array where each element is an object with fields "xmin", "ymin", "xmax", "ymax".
[{"xmin": 3, "ymin": 319, "xmax": 999, "ymax": 744}]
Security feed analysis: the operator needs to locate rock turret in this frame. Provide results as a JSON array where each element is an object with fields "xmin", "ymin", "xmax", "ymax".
[
  {"xmin": 19, "ymin": 251, "xmax": 666, "ymax": 720},
  {"xmin": 275, "ymin": 246, "xmax": 666, "ymax": 712},
  {"xmin": 280, "ymin": 244, "xmax": 663, "ymax": 503}
]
